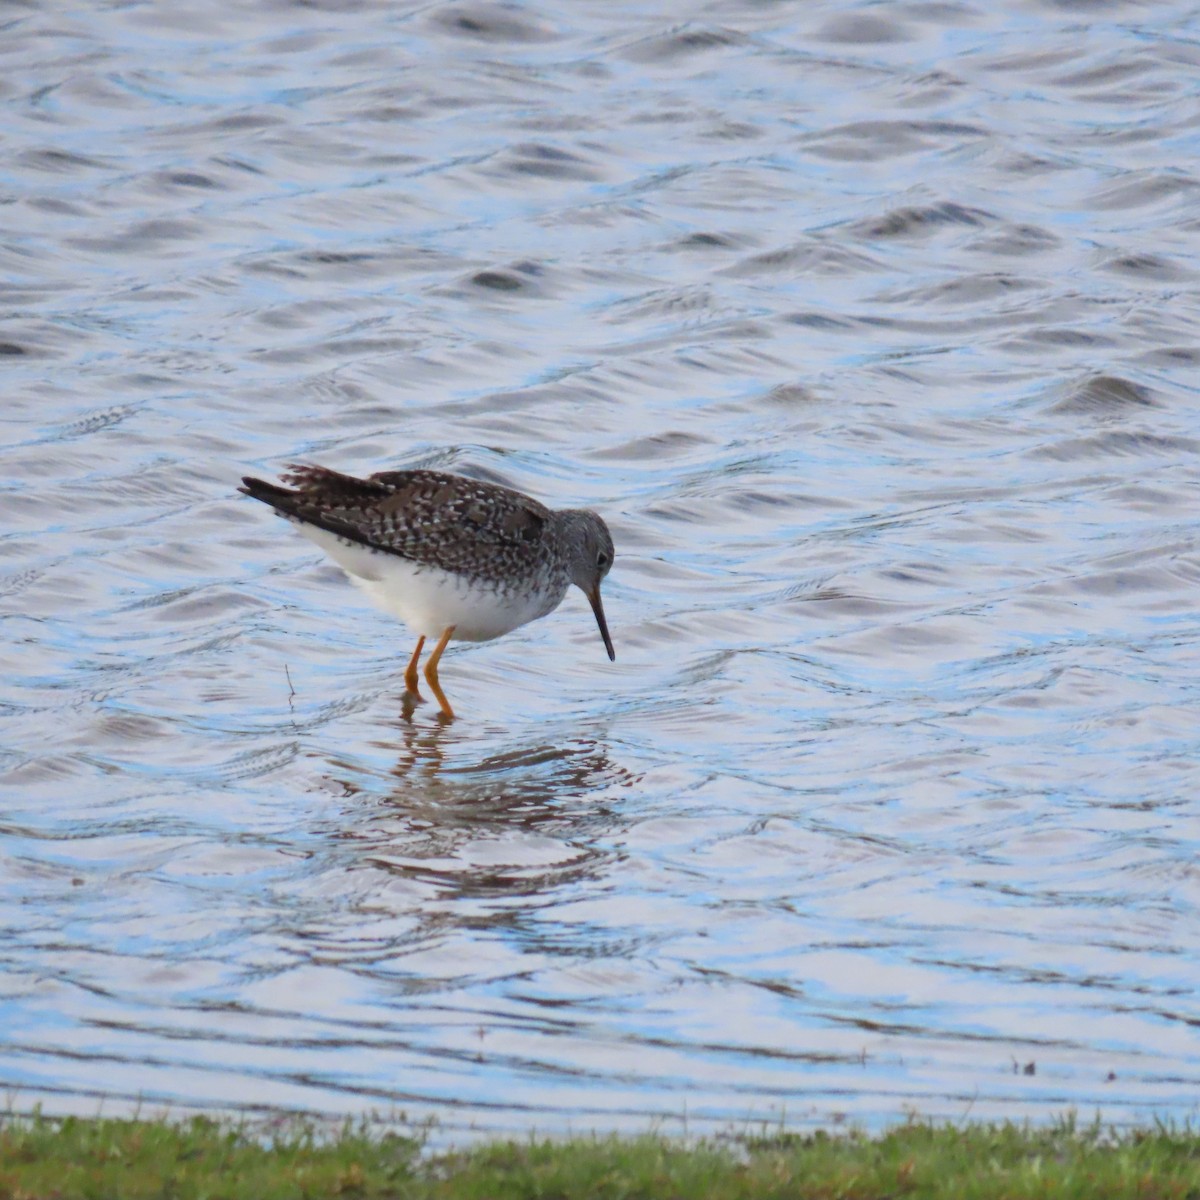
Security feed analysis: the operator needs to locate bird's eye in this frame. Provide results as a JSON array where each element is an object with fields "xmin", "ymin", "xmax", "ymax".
[{"xmin": 597, "ymin": 552, "xmax": 610, "ymax": 569}]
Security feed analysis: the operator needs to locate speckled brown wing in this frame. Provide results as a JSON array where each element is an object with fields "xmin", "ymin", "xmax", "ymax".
[{"xmin": 245, "ymin": 465, "xmax": 552, "ymax": 583}]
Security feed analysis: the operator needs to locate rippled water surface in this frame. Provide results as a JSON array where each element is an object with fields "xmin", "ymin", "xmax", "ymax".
[{"xmin": 3, "ymin": 0, "xmax": 1200, "ymax": 1140}]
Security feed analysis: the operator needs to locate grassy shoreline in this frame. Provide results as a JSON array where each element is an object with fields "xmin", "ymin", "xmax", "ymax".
[{"xmin": 2, "ymin": 1111, "xmax": 1199, "ymax": 1198}]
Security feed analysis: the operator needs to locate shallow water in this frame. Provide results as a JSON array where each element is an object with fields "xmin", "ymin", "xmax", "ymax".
[{"xmin": 2, "ymin": 0, "xmax": 1200, "ymax": 1141}]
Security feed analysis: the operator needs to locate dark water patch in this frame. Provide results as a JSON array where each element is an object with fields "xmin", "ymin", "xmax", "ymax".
[
  {"xmin": 1089, "ymin": 171, "xmax": 1199, "ymax": 211},
  {"xmin": 1061, "ymin": 562, "xmax": 1199, "ymax": 601},
  {"xmin": 1002, "ymin": 327, "xmax": 1116, "ymax": 352},
  {"xmin": 0, "ymin": 320, "xmax": 96, "ymax": 360},
  {"xmin": 17, "ymin": 148, "xmax": 115, "ymax": 174},
  {"xmin": 1102, "ymin": 482, "xmax": 1193, "ymax": 514},
  {"xmin": 135, "ymin": 587, "xmax": 270, "ymax": 624},
  {"xmin": 668, "ymin": 232, "xmax": 751, "ymax": 252},
  {"xmin": 251, "ymin": 332, "xmax": 423, "ymax": 366},
  {"xmin": 813, "ymin": 12, "xmax": 914, "ymax": 43},
  {"xmin": 722, "ymin": 486, "xmax": 820, "ymax": 515},
  {"xmin": 202, "ymin": 112, "xmax": 288, "ymax": 134},
  {"xmin": 1052, "ymin": 57, "xmax": 1153, "ymax": 89},
  {"xmin": 240, "ymin": 256, "xmax": 309, "ymax": 282},
  {"xmin": 1094, "ymin": 251, "xmax": 1192, "ymax": 281},
  {"xmin": 0, "ymin": 754, "xmax": 95, "ymax": 786},
  {"xmin": 603, "ymin": 284, "xmax": 723, "ymax": 326},
  {"xmin": 470, "ymin": 269, "xmax": 526, "ymax": 292},
  {"xmin": 158, "ymin": 170, "xmax": 220, "ymax": 190},
  {"xmin": 85, "ymin": 710, "xmax": 177, "ymax": 745},
  {"xmin": 300, "ymin": 250, "xmax": 382, "ymax": 268},
  {"xmin": 1135, "ymin": 345, "xmax": 1200, "ymax": 368},
  {"xmin": 426, "ymin": 3, "xmax": 560, "ymax": 44},
  {"xmin": 892, "ymin": 66, "xmax": 966, "ymax": 102},
  {"xmin": 782, "ymin": 310, "xmax": 861, "ymax": 332},
  {"xmin": 875, "ymin": 273, "xmax": 1035, "ymax": 307},
  {"xmin": 973, "ymin": 43, "xmax": 1079, "ymax": 77},
  {"xmin": 964, "ymin": 224, "xmax": 1061, "ymax": 257},
  {"xmin": 801, "ymin": 590, "xmax": 913, "ymax": 619},
  {"xmin": 641, "ymin": 496, "xmax": 728, "ymax": 525},
  {"xmin": 1047, "ymin": 374, "xmax": 1159, "ymax": 417},
  {"xmin": 987, "ymin": 150, "xmax": 1067, "ymax": 177},
  {"xmin": 758, "ymin": 383, "xmax": 822, "ymax": 408},
  {"xmin": 354, "ymin": 101, "xmax": 428, "ymax": 125},
  {"xmin": 722, "ymin": 241, "xmax": 882, "ymax": 278},
  {"xmin": 488, "ymin": 141, "xmax": 607, "ymax": 182},
  {"xmin": 618, "ymin": 26, "xmax": 747, "ymax": 64},
  {"xmin": 850, "ymin": 202, "xmax": 994, "ymax": 240},
  {"xmin": 20, "ymin": 197, "xmax": 98, "ymax": 223},
  {"xmin": 66, "ymin": 218, "xmax": 208, "ymax": 254},
  {"xmin": 698, "ymin": 120, "xmax": 763, "ymax": 142},
  {"xmin": 245, "ymin": 244, "xmax": 461, "ymax": 283},
  {"xmin": 801, "ymin": 120, "xmax": 988, "ymax": 162},
  {"xmin": 593, "ymin": 431, "xmax": 712, "ymax": 462},
  {"xmin": 465, "ymin": 262, "xmax": 549, "ymax": 296},
  {"xmin": 1029, "ymin": 430, "xmax": 1198, "ymax": 461},
  {"xmin": 212, "ymin": 154, "xmax": 265, "ymax": 176}
]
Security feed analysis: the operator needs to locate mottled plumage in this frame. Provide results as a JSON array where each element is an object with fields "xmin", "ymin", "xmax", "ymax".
[{"xmin": 239, "ymin": 464, "xmax": 615, "ymax": 717}]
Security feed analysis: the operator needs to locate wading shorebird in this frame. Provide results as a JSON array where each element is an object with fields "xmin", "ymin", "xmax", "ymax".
[{"xmin": 239, "ymin": 465, "xmax": 615, "ymax": 718}]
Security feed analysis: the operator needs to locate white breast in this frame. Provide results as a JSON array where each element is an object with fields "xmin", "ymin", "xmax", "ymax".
[{"xmin": 294, "ymin": 522, "xmax": 564, "ymax": 643}]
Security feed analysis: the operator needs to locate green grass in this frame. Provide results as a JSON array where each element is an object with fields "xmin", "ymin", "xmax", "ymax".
[{"xmin": 2, "ymin": 1111, "xmax": 1198, "ymax": 1199}]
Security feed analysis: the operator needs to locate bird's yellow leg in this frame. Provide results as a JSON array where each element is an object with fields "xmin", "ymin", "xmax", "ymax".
[
  {"xmin": 423, "ymin": 625, "xmax": 457, "ymax": 719},
  {"xmin": 404, "ymin": 636, "xmax": 425, "ymax": 697}
]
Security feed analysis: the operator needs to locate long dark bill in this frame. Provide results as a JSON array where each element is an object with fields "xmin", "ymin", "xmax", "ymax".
[{"xmin": 588, "ymin": 585, "xmax": 616, "ymax": 662}]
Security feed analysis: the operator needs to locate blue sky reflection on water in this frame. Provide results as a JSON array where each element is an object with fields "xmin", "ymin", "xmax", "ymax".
[{"xmin": 1, "ymin": 0, "xmax": 1199, "ymax": 1142}]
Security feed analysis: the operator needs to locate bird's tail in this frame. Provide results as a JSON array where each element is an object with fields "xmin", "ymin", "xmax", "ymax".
[{"xmin": 239, "ymin": 464, "xmax": 394, "ymax": 511}]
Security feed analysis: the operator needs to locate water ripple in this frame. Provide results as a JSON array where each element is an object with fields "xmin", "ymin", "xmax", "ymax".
[{"xmin": 1, "ymin": 0, "xmax": 1199, "ymax": 1142}]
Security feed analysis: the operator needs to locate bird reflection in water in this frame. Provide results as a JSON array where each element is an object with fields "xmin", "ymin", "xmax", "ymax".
[{"xmin": 322, "ymin": 726, "xmax": 637, "ymax": 909}]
